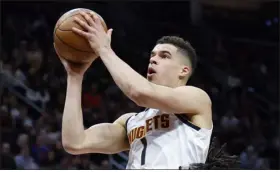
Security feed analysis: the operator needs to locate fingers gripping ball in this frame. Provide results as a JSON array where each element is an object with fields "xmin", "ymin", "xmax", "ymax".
[{"xmin": 54, "ymin": 8, "xmax": 107, "ymax": 63}]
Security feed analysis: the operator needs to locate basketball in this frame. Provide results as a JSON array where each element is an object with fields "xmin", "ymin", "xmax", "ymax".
[{"xmin": 53, "ymin": 8, "xmax": 107, "ymax": 63}]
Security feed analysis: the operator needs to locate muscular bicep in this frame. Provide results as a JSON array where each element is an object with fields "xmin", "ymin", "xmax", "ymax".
[
  {"xmin": 74, "ymin": 113, "xmax": 134, "ymax": 154},
  {"xmin": 82, "ymin": 123, "xmax": 129, "ymax": 154}
]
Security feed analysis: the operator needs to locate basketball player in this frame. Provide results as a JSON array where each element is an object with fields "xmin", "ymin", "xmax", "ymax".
[{"xmin": 55, "ymin": 11, "xmax": 213, "ymax": 169}]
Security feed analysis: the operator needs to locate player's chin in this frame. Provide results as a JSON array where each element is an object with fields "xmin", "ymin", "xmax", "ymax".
[
  {"xmin": 147, "ymin": 77, "xmax": 159, "ymax": 85},
  {"xmin": 147, "ymin": 74, "xmax": 154, "ymax": 82},
  {"xmin": 147, "ymin": 73, "xmax": 156, "ymax": 80}
]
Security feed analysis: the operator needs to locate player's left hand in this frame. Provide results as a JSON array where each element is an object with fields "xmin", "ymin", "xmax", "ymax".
[{"xmin": 72, "ymin": 11, "xmax": 113, "ymax": 56}]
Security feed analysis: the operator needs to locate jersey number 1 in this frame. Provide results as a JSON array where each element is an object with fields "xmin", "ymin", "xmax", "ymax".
[{"xmin": 140, "ymin": 137, "xmax": 147, "ymax": 165}]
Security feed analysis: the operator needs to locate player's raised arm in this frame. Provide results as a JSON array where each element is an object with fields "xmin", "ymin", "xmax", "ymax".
[
  {"xmin": 54, "ymin": 45, "xmax": 132, "ymax": 155},
  {"xmin": 63, "ymin": 83, "xmax": 133, "ymax": 155},
  {"xmin": 62, "ymin": 76, "xmax": 131, "ymax": 155},
  {"xmin": 131, "ymin": 85, "xmax": 211, "ymax": 114}
]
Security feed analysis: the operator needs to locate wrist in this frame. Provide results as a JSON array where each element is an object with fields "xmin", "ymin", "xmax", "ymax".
[
  {"xmin": 98, "ymin": 47, "xmax": 114, "ymax": 58},
  {"xmin": 67, "ymin": 74, "xmax": 83, "ymax": 83}
]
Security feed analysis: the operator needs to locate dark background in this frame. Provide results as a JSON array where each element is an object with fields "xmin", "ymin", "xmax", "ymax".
[{"xmin": 1, "ymin": 0, "xmax": 279, "ymax": 170}]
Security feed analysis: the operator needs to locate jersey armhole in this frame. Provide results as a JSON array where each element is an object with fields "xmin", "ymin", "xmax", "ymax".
[
  {"xmin": 175, "ymin": 114, "xmax": 201, "ymax": 131},
  {"xmin": 125, "ymin": 115, "xmax": 135, "ymax": 141},
  {"xmin": 125, "ymin": 116, "xmax": 132, "ymax": 132}
]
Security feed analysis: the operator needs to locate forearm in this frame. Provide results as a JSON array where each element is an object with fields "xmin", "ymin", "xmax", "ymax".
[
  {"xmin": 62, "ymin": 75, "xmax": 85, "ymax": 148},
  {"xmin": 99, "ymin": 48, "xmax": 151, "ymax": 99}
]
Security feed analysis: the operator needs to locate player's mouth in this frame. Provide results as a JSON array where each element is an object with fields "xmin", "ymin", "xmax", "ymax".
[{"xmin": 147, "ymin": 67, "xmax": 156, "ymax": 77}]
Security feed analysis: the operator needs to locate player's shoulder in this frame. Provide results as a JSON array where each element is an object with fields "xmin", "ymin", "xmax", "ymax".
[{"xmin": 177, "ymin": 86, "xmax": 212, "ymax": 104}]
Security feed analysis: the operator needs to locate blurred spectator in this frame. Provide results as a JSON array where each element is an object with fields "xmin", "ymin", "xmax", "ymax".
[
  {"xmin": 14, "ymin": 146, "xmax": 39, "ymax": 169},
  {"xmin": 240, "ymin": 145, "xmax": 270, "ymax": 169},
  {"xmin": 31, "ymin": 135, "xmax": 51, "ymax": 166},
  {"xmin": 220, "ymin": 110, "xmax": 240, "ymax": 132},
  {"xmin": 83, "ymin": 83, "xmax": 102, "ymax": 109},
  {"xmin": 99, "ymin": 159, "xmax": 111, "ymax": 170},
  {"xmin": 17, "ymin": 134, "xmax": 29, "ymax": 148},
  {"xmin": 2, "ymin": 143, "xmax": 11, "ymax": 155},
  {"xmin": 240, "ymin": 145, "xmax": 257, "ymax": 169},
  {"xmin": 0, "ymin": 143, "xmax": 17, "ymax": 169}
]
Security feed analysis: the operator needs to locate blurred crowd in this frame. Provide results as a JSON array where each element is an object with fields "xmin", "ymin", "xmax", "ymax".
[{"xmin": 1, "ymin": 2, "xmax": 279, "ymax": 170}]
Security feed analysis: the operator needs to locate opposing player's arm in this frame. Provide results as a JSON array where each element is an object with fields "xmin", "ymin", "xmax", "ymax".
[
  {"xmin": 131, "ymin": 85, "xmax": 211, "ymax": 115},
  {"xmin": 63, "ymin": 112, "xmax": 134, "ymax": 155}
]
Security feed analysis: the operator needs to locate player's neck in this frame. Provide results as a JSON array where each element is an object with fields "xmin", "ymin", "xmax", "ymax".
[
  {"xmin": 169, "ymin": 79, "xmax": 187, "ymax": 88},
  {"xmin": 178, "ymin": 81, "xmax": 187, "ymax": 87}
]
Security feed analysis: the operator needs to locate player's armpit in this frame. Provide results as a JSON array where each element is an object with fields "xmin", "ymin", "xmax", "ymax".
[
  {"xmin": 131, "ymin": 85, "xmax": 211, "ymax": 115},
  {"xmin": 65, "ymin": 113, "xmax": 135, "ymax": 155}
]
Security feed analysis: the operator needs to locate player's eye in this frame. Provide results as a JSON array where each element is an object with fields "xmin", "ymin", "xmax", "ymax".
[{"xmin": 162, "ymin": 54, "xmax": 169, "ymax": 59}]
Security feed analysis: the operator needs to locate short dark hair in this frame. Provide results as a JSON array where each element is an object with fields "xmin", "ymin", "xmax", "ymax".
[{"xmin": 156, "ymin": 36, "xmax": 198, "ymax": 74}]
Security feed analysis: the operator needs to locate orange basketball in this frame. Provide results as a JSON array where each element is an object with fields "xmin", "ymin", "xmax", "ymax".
[{"xmin": 54, "ymin": 8, "xmax": 107, "ymax": 63}]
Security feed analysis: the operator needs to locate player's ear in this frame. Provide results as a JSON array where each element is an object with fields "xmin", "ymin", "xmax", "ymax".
[
  {"xmin": 107, "ymin": 29, "xmax": 113, "ymax": 38},
  {"xmin": 179, "ymin": 65, "xmax": 190, "ymax": 79}
]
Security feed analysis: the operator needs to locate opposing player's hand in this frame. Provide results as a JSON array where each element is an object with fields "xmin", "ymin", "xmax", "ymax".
[
  {"xmin": 54, "ymin": 43, "xmax": 93, "ymax": 77},
  {"xmin": 72, "ymin": 11, "xmax": 113, "ymax": 56}
]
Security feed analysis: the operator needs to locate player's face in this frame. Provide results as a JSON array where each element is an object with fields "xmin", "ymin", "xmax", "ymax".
[{"xmin": 147, "ymin": 44, "xmax": 186, "ymax": 87}]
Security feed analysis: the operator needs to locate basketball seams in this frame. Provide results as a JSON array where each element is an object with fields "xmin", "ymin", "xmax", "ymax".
[
  {"xmin": 54, "ymin": 32, "xmax": 94, "ymax": 53},
  {"xmin": 55, "ymin": 10, "xmax": 107, "ymax": 33},
  {"xmin": 54, "ymin": 34, "xmax": 93, "ymax": 64},
  {"xmin": 54, "ymin": 12, "xmax": 93, "ymax": 53},
  {"xmin": 55, "ymin": 9, "xmax": 92, "ymax": 30},
  {"xmin": 55, "ymin": 10, "xmax": 104, "ymax": 31},
  {"xmin": 54, "ymin": 45, "xmax": 87, "ymax": 64},
  {"xmin": 55, "ymin": 13, "xmax": 82, "ymax": 31},
  {"xmin": 57, "ymin": 28, "xmax": 81, "ymax": 32},
  {"xmin": 53, "ymin": 8, "xmax": 106, "ymax": 63}
]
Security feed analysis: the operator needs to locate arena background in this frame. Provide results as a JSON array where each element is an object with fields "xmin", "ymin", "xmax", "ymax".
[{"xmin": 0, "ymin": 0, "xmax": 279, "ymax": 170}]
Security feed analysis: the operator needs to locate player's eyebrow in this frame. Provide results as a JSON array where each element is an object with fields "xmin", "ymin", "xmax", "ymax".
[
  {"xmin": 150, "ymin": 50, "xmax": 172, "ymax": 56},
  {"xmin": 161, "ymin": 50, "xmax": 172, "ymax": 56}
]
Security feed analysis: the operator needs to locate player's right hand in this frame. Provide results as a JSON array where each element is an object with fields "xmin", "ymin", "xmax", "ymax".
[{"xmin": 54, "ymin": 43, "xmax": 94, "ymax": 77}]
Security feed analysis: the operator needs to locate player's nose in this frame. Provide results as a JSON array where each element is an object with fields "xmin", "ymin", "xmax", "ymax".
[{"xmin": 149, "ymin": 56, "xmax": 158, "ymax": 65}]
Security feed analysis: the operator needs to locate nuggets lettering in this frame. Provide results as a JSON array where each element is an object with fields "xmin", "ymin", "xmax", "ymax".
[
  {"xmin": 128, "ymin": 114, "xmax": 170, "ymax": 144},
  {"xmin": 161, "ymin": 114, "xmax": 170, "ymax": 128},
  {"xmin": 146, "ymin": 118, "xmax": 153, "ymax": 132},
  {"xmin": 136, "ymin": 126, "xmax": 145, "ymax": 139},
  {"xmin": 153, "ymin": 115, "xmax": 160, "ymax": 129}
]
